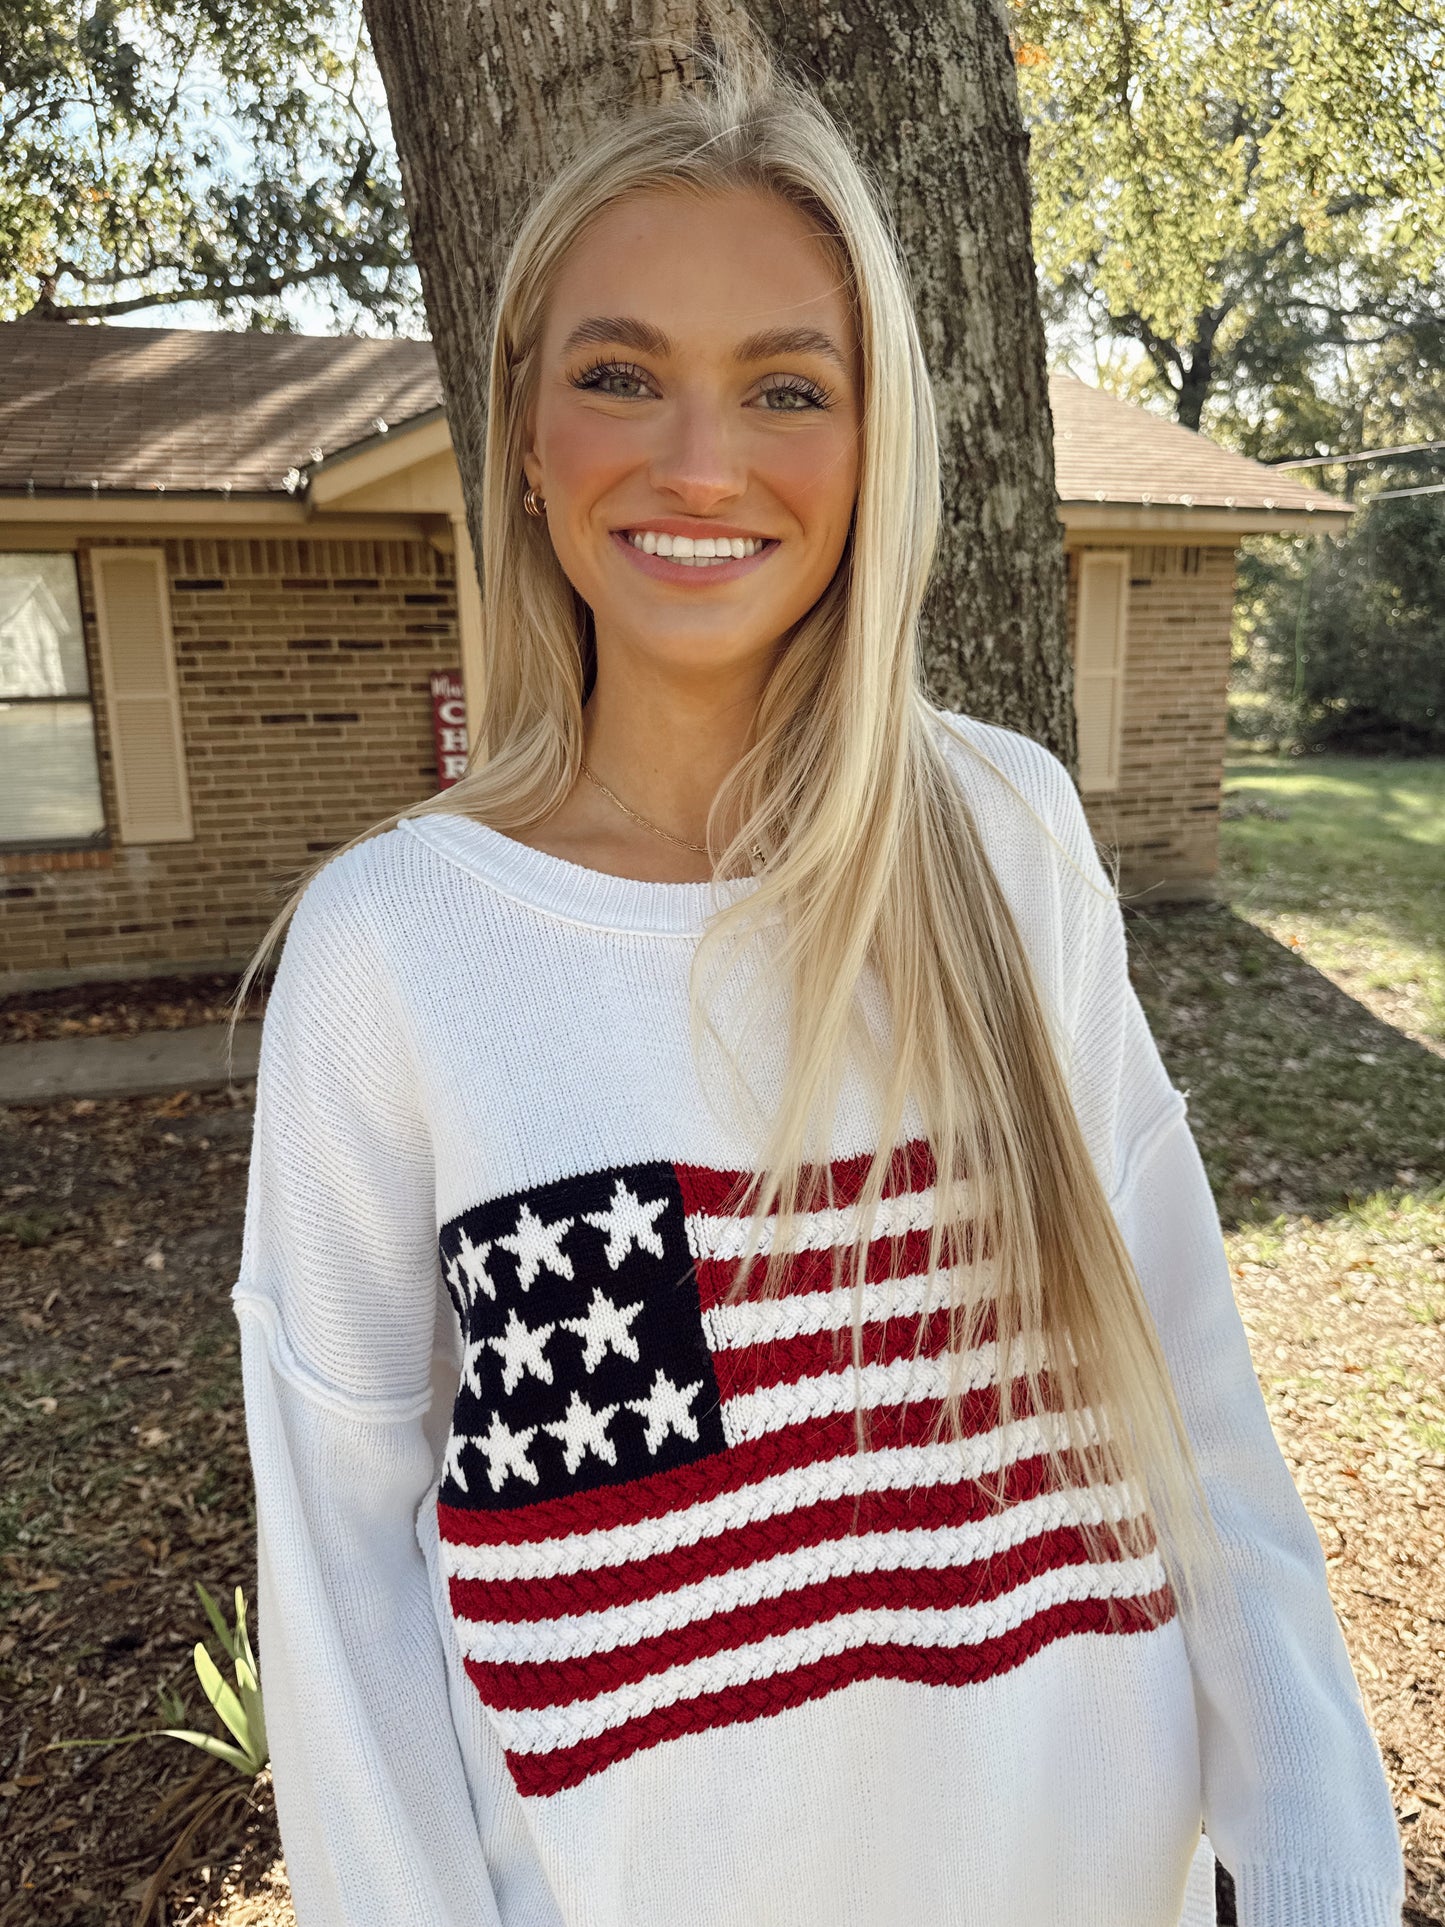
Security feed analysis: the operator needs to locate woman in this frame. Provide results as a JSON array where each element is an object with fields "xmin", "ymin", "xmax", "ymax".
[{"xmin": 229, "ymin": 33, "xmax": 1404, "ymax": 1927}]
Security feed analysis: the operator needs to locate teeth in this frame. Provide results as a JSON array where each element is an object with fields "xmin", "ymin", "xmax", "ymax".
[{"xmin": 627, "ymin": 531, "xmax": 767, "ymax": 563}]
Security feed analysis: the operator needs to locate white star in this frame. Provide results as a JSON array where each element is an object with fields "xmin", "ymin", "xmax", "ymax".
[
  {"xmin": 441, "ymin": 1431, "xmax": 470, "ymax": 1494},
  {"xmin": 450, "ymin": 1229, "xmax": 497, "ymax": 1304},
  {"xmin": 559, "ymin": 1288, "xmax": 644, "ymax": 1374},
  {"xmin": 542, "ymin": 1390, "xmax": 621, "ymax": 1477},
  {"xmin": 626, "ymin": 1369, "xmax": 704, "ymax": 1456},
  {"xmin": 495, "ymin": 1203, "xmax": 575, "ymax": 1290},
  {"xmin": 581, "ymin": 1179, "xmax": 669, "ymax": 1269},
  {"xmin": 487, "ymin": 1308, "xmax": 556, "ymax": 1396},
  {"xmin": 461, "ymin": 1332, "xmax": 489, "ymax": 1399},
  {"xmin": 476, "ymin": 1412, "xmax": 540, "ymax": 1493}
]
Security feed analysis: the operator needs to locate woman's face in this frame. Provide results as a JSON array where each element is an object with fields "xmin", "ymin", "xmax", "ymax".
[{"xmin": 523, "ymin": 185, "xmax": 863, "ymax": 691}]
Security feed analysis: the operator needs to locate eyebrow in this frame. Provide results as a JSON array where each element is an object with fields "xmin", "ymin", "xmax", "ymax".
[{"xmin": 559, "ymin": 314, "xmax": 848, "ymax": 371}]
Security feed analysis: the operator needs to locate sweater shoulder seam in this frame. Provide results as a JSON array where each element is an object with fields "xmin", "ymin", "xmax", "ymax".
[{"xmin": 233, "ymin": 1287, "xmax": 437, "ymax": 1425}]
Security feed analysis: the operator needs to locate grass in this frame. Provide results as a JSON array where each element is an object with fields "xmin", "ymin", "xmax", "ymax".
[
  {"xmin": 1219, "ymin": 751, "xmax": 1445, "ymax": 1040},
  {"xmin": 1123, "ymin": 753, "xmax": 1445, "ymax": 1229}
]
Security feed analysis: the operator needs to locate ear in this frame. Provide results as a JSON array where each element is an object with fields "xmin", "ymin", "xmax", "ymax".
[{"xmin": 521, "ymin": 401, "xmax": 542, "ymax": 492}]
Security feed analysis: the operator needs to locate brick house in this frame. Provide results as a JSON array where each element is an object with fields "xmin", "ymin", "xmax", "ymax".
[{"xmin": 0, "ymin": 321, "xmax": 1348, "ymax": 990}]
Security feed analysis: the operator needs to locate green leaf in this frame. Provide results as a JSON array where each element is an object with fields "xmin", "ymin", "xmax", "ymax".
[
  {"xmin": 232, "ymin": 1587, "xmax": 269, "ymax": 1762},
  {"xmin": 159, "ymin": 1727, "xmax": 258, "ymax": 1775},
  {"xmin": 192, "ymin": 1640, "xmax": 253, "ymax": 1755},
  {"xmin": 195, "ymin": 1580, "xmax": 237, "ymax": 1662}
]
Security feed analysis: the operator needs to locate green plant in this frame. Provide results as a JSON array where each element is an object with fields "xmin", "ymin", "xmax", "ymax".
[
  {"xmin": 167, "ymin": 1581, "xmax": 269, "ymax": 1774},
  {"xmin": 46, "ymin": 1580, "xmax": 267, "ymax": 1775},
  {"xmin": 45, "ymin": 1582, "xmax": 269, "ymax": 1925}
]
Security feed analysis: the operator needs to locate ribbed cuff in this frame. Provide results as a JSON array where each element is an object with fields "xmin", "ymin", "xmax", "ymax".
[{"xmin": 1234, "ymin": 1859, "xmax": 1404, "ymax": 1927}]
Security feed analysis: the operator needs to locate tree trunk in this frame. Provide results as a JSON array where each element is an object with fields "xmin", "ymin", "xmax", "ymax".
[{"xmin": 361, "ymin": 0, "xmax": 1075, "ymax": 768}]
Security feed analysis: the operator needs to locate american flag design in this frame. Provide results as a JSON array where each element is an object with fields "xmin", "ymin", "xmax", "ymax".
[{"xmin": 435, "ymin": 1139, "xmax": 1176, "ymax": 1799}]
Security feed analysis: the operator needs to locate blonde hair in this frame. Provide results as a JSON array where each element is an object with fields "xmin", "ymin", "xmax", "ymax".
[{"xmin": 230, "ymin": 28, "xmax": 1222, "ymax": 1618}]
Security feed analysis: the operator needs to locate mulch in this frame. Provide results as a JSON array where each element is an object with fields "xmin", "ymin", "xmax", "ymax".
[{"xmin": 0, "ymin": 976, "xmax": 266, "ymax": 1049}]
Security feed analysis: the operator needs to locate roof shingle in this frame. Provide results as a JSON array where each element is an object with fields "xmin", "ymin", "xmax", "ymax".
[{"xmin": 0, "ymin": 321, "xmax": 441, "ymax": 495}]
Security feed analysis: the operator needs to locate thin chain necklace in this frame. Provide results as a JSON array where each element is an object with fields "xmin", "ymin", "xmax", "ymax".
[{"xmin": 581, "ymin": 761, "xmax": 709, "ymax": 853}]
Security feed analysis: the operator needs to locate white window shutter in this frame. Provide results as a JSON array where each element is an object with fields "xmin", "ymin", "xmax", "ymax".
[
  {"xmin": 1074, "ymin": 551, "xmax": 1129, "ymax": 792},
  {"xmin": 89, "ymin": 548, "xmax": 194, "ymax": 843}
]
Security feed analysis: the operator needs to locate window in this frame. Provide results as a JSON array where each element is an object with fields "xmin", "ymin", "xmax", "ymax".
[{"xmin": 0, "ymin": 552, "xmax": 107, "ymax": 850}]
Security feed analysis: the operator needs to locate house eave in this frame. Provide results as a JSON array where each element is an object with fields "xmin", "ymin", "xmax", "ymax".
[{"xmin": 1059, "ymin": 499, "xmax": 1352, "ymax": 537}]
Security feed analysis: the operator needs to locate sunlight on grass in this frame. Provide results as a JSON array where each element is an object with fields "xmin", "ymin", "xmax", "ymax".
[
  {"xmin": 1220, "ymin": 754, "xmax": 1445, "ymax": 1040},
  {"xmin": 1226, "ymin": 1183, "xmax": 1445, "ymax": 1464}
]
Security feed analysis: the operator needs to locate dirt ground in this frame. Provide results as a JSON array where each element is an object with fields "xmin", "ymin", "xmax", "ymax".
[{"xmin": 1, "ymin": 929, "xmax": 1442, "ymax": 1925}]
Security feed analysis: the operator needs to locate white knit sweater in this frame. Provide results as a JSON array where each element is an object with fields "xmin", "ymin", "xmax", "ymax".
[{"xmin": 232, "ymin": 709, "xmax": 1404, "ymax": 1927}]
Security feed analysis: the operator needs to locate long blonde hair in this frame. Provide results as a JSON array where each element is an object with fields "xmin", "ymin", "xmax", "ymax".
[{"xmin": 229, "ymin": 30, "xmax": 1222, "ymax": 1617}]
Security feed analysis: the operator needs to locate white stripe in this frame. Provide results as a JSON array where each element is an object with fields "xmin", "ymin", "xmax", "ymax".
[
  {"xmin": 493, "ymin": 1551, "xmax": 1169, "ymax": 1754},
  {"xmin": 685, "ymin": 1184, "xmax": 946, "ymax": 1265},
  {"xmin": 440, "ymin": 1406, "xmax": 1107, "ymax": 1584},
  {"xmin": 719, "ymin": 1333, "xmax": 1050, "ymax": 1447},
  {"xmin": 452, "ymin": 1479, "xmax": 1145, "ymax": 1663},
  {"xmin": 701, "ymin": 1268, "xmax": 1000, "ymax": 1350}
]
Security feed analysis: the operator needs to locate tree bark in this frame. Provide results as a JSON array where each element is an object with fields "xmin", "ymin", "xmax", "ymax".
[{"xmin": 361, "ymin": 0, "xmax": 1075, "ymax": 767}]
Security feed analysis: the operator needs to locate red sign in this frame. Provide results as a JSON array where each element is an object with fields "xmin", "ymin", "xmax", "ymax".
[{"xmin": 430, "ymin": 670, "xmax": 470, "ymax": 788}]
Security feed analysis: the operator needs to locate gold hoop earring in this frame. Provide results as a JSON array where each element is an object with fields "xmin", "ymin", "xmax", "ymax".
[{"xmin": 522, "ymin": 484, "xmax": 546, "ymax": 518}]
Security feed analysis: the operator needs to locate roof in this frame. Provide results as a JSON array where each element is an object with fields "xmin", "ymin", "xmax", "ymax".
[
  {"xmin": 0, "ymin": 320, "xmax": 1344, "ymax": 522},
  {"xmin": 0, "ymin": 320, "xmax": 441, "ymax": 496},
  {"xmin": 1048, "ymin": 374, "xmax": 1339, "ymax": 516}
]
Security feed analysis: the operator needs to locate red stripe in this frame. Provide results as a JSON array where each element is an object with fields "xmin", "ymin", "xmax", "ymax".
[
  {"xmin": 501, "ymin": 1586, "xmax": 1176, "ymax": 1797},
  {"xmin": 711, "ymin": 1307, "xmax": 1005, "ymax": 1401},
  {"xmin": 463, "ymin": 1520, "xmax": 1149, "ymax": 1711},
  {"xmin": 692, "ymin": 1222, "xmax": 990, "ymax": 1312},
  {"xmin": 446, "ymin": 1446, "xmax": 1147, "ymax": 1624},
  {"xmin": 438, "ymin": 1375, "xmax": 1086, "ymax": 1551},
  {"xmin": 674, "ymin": 1136, "xmax": 941, "ymax": 1220}
]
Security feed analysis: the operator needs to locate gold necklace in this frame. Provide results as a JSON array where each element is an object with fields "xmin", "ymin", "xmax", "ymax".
[{"xmin": 581, "ymin": 762, "xmax": 709, "ymax": 853}]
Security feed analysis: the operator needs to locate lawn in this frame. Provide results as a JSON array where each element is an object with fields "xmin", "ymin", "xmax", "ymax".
[{"xmin": 0, "ymin": 751, "xmax": 1442, "ymax": 1925}]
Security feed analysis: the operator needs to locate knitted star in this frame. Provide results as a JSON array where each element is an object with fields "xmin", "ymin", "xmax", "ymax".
[
  {"xmin": 451, "ymin": 1229, "xmax": 497, "ymax": 1303},
  {"xmin": 477, "ymin": 1412, "xmax": 540, "ymax": 1492},
  {"xmin": 581, "ymin": 1178, "xmax": 669, "ymax": 1269},
  {"xmin": 487, "ymin": 1308, "xmax": 556, "ymax": 1397},
  {"xmin": 626, "ymin": 1369, "xmax": 704, "ymax": 1455},
  {"xmin": 441, "ymin": 1430, "xmax": 470, "ymax": 1494},
  {"xmin": 559, "ymin": 1288, "xmax": 644, "ymax": 1374},
  {"xmin": 495, "ymin": 1204, "xmax": 575, "ymax": 1290},
  {"xmin": 461, "ymin": 1332, "xmax": 489, "ymax": 1399},
  {"xmin": 542, "ymin": 1390, "xmax": 621, "ymax": 1477}
]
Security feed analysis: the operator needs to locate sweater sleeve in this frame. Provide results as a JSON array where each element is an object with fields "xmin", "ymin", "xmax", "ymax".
[
  {"xmin": 231, "ymin": 852, "xmax": 505, "ymax": 1927},
  {"xmin": 1039, "ymin": 752, "xmax": 1405, "ymax": 1927}
]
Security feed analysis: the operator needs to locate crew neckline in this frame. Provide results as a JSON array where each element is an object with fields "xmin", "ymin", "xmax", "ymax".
[{"xmin": 398, "ymin": 811, "xmax": 765, "ymax": 935}]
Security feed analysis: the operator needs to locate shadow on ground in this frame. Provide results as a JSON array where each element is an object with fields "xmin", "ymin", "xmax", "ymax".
[{"xmin": 1123, "ymin": 902, "xmax": 1445, "ymax": 1228}]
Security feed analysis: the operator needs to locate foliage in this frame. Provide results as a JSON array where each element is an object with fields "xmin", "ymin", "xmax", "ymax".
[
  {"xmin": 0, "ymin": 0, "xmax": 418, "ymax": 328},
  {"xmin": 1234, "ymin": 492, "xmax": 1445, "ymax": 754},
  {"xmin": 1010, "ymin": 0, "xmax": 1445, "ymax": 430},
  {"xmin": 163, "ymin": 1580, "xmax": 269, "ymax": 1774}
]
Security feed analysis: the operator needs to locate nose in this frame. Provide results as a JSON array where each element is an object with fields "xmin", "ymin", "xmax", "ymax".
[{"xmin": 647, "ymin": 392, "xmax": 747, "ymax": 514}]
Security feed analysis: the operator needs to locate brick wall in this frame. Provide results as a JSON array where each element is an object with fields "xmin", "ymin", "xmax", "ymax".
[
  {"xmin": 1, "ymin": 533, "xmax": 459, "ymax": 987},
  {"xmin": 1068, "ymin": 540, "xmax": 1237, "ymax": 904}
]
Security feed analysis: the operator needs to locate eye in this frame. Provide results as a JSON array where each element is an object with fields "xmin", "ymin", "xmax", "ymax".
[
  {"xmin": 571, "ymin": 359, "xmax": 656, "ymax": 400},
  {"xmin": 755, "ymin": 375, "xmax": 831, "ymax": 412}
]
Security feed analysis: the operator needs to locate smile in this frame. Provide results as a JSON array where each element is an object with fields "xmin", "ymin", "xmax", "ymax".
[
  {"xmin": 611, "ymin": 528, "xmax": 779, "ymax": 582},
  {"xmin": 626, "ymin": 529, "xmax": 768, "ymax": 563}
]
